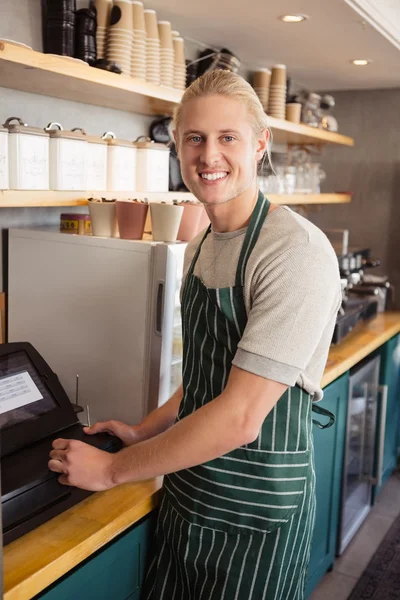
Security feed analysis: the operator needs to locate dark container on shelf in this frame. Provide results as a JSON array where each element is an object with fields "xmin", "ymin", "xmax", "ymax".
[
  {"xmin": 42, "ymin": 0, "xmax": 77, "ymax": 56},
  {"xmin": 75, "ymin": 7, "xmax": 97, "ymax": 65}
]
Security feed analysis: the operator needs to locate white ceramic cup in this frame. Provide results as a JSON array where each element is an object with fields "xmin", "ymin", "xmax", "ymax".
[
  {"xmin": 88, "ymin": 201, "xmax": 118, "ymax": 237},
  {"xmin": 150, "ymin": 202, "xmax": 184, "ymax": 242}
]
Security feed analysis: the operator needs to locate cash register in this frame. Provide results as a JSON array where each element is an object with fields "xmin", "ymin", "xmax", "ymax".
[{"xmin": 0, "ymin": 342, "xmax": 122, "ymax": 545}]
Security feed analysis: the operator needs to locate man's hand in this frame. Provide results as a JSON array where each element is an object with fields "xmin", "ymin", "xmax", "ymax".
[
  {"xmin": 48, "ymin": 438, "xmax": 116, "ymax": 491},
  {"xmin": 83, "ymin": 420, "xmax": 141, "ymax": 447}
]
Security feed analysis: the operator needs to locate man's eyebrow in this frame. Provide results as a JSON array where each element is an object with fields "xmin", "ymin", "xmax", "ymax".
[{"xmin": 182, "ymin": 129, "xmax": 241, "ymax": 136}]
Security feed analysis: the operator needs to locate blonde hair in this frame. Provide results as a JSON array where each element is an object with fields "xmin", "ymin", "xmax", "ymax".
[{"xmin": 173, "ymin": 69, "xmax": 272, "ymax": 167}]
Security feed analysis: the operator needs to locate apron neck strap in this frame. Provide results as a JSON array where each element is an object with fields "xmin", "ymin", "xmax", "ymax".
[
  {"xmin": 235, "ymin": 191, "xmax": 270, "ymax": 287},
  {"xmin": 186, "ymin": 223, "xmax": 211, "ymax": 279}
]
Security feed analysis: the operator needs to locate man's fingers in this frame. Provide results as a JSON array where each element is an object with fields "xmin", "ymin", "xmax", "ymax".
[
  {"xmin": 52, "ymin": 438, "xmax": 70, "ymax": 450},
  {"xmin": 83, "ymin": 422, "xmax": 109, "ymax": 435},
  {"xmin": 48, "ymin": 458, "xmax": 67, "ymax": 474},
  {"xmin": 49, "ymin": 449, "xmax": 67, "ymax": 461}
]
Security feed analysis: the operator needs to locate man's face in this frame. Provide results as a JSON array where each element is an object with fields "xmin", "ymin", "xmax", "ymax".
[{"xmin": 175, "ymin": 94, "xmax": 266, "ymax": 206}]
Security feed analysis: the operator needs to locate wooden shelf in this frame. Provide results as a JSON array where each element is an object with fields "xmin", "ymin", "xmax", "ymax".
[
  {"xmin": 269, "ymin": 193, "xmax": 352, "ymax": 205},
  {"xmin": 267, "ymin": 116, "xmax": 354, "ymax": 147},
  {"xmin": 0, "ymin": 190, "xmax": 351, "ymax": 208},
  {"xmin": 0, "ymin": 42, "xmax": 354, "ymax": 147},
  {"xmin": 0, "ymin": 190, "xmax": 195, "ymax": 207},
  {"xmin": 0, "ymin": 42, "xmax": 181, "ymax": 117}
]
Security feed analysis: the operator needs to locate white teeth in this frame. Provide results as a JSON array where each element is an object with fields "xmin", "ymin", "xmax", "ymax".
[{"xmin": 200, "ymin": 172, "xmax": 228, "ymax": 181}]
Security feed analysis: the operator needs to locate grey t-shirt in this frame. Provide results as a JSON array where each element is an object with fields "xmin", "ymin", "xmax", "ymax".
[{"xmin": 182, "ymin": 205, "xmax": 341, "ymax": 401}]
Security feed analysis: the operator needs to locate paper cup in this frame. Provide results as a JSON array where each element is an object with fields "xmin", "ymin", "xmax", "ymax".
[
  {"xmin": 88, "ymin": 201, "xmax": 118, "ymax": 238},
  {"xmin": 158, "ymin": 21, "xmax": 173, "ymax": 49},
  {"xmin": 286, "ymin": 103, "xmax": 302, "ymax": 123},
  {"xmin": 253, "ymin": 68, "xmax": 271, "ymax": 88},
  {"xmin": 132, "ymin": 1, "xmax": 146, "ymax": 32},
  {"xmin": 150, "ymin": 203, "xmax": 184, "ymax": 242},
  {"xmin": 271, "ymin": 64, "xmax": 287, "ymax": 86},
  {"xmin": 95, "ymin": 0, "xmax": 113, "ymax": 28},
  {"xmin": 116, "ymin": 200, "xmax": 149, "ymax": 240},
  {"xmin": 144, "ymin": 9, "xmax": 159, "ymax": 39},
  {"xmin": 176, "ymin": 203, "xmax": 203, "ymax": 241}
]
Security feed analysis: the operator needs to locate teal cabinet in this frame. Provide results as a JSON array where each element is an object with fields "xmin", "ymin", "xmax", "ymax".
[
  {"xmin": 373, "ymin": 334, "xmax": 400, "ymax": 500},
  {"xmin": 306, "ymin": 373, "xmax": 348, "ymax": 598},
  {"xmin": 35, "ymin": 514, "xmax": 155, "ymax": 600}
]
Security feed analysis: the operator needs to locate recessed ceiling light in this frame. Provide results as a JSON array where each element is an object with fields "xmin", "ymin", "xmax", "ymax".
[
  {"xmin": 351, "ymin": 59, "xmax": 372, "ymax": 66},
  {"xmin": 280, "ymin": 14, "xmax": 309, "ymax": 23}
]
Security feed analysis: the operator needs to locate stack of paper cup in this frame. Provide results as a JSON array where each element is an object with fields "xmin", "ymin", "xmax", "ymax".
[
  {"xmin": 158, "ymin": 21, "xmax": 174, "ymax": 87},
  {"xmin": 172, "ymin": 30, "xmax": 180, "ymax": 38},
  {"xmin": 131, "ymin": 0, "xmax": 146, "ymax": 80},
  {"xmin": 173, "ymin": 37, "xmax": 186, "ymax": 91},
  {"xmin": 144, "ymin": 9, "xmax": 160, "ymax": 85},
  {"xmin": 252, "ymin": 68, "xmax": 271, "ymax": 112},
  {"xmin": 268, "ymin": 65, "xmax": 287, "ymax": 119},
  {"xmin": 107, "ymin": 0, "xmax": 133, "ymax": 76},
  {"xmin": 95, "ymin": 0, "xmax": 112, "ymax": 59}
]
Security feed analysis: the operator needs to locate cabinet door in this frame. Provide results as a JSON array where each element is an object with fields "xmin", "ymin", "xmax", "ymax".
[
  {"xmin": 306, "ymin": 373, "xmax": 348, "ymax": 598},
  {"xmin": 373, "ymin": 334, "xmax": 400, "ymax": 500},
  {"xmin": 35, "ymin": 514, "xmax": 155, "ymax": 600}
]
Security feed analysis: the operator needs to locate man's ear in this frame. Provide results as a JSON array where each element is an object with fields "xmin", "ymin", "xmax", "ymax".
[{"xmin": 255, "ymin": 128, "xmax": 269, "ymax": 161}]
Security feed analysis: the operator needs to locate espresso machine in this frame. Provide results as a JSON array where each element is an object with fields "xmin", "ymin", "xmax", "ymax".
[{"xmin": 325, "ymin": 230, "xmax": 394, "ymax": 344}]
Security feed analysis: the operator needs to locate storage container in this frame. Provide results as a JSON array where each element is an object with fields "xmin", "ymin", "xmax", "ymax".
[
  {"xmin": 86, "ymin": 135, "xmax": 108, "ymax": 191},
  {"xmin": 0, "ymin": 125, "xmax": 9, "ymax": 189},
  {"xmin": 4, "ymin": 117, "xmax": 49, "ymax": 190},
  {"xmin": 134, "ymin": 136, "xmax": 169, "ymax": 192},
  {"xmin": 60, "ymin": 213, "xmax": 92, "ymax": 235},
  {"xmin": 47, "ymin": 123, "xmax": 87, "ymax": 190},
  {"xmin": 103, "ymin": 132, "xmax": 136, "ymax": 192}
]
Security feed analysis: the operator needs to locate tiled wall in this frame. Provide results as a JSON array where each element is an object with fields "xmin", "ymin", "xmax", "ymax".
[{"xmin": 310, "ymin": 87, "xmax": 400, "ymax": 309}]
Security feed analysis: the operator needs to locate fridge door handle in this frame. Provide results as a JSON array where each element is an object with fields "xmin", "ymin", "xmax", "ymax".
[
  {"xmin": 373, "ymin": 384, "xmax": 388, "ymax": 487},
  {"xmin": 155, "ymin": 281, "xmax": 165, "ymax": 336}
]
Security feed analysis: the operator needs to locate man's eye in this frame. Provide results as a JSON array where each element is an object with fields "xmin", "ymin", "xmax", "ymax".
[
  {"xmin": 223, "ymin": 135, "xmax": 234, "ymax": 142},
  {"xmin": 189, "ymin": 136, "xmax": 202, "ymax": 143}
]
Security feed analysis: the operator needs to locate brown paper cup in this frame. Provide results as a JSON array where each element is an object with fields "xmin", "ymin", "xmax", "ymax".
[
  {"xmin": 158, "ymin": 21, "xmax": 173, "ymax": 49},
  {"xmin": 271, "ymin": 64, "xmax": 287, "ymax": 86},
  {"xmin": 132, "ymin": 1, "xmax": 146, "ymax": 32},
  {"xmin": 173, "ymin": 37, "xmax": 185, "ymax": 64},
  {"xmin": 95, "ymin": 0, "xmax": 113, "ymax": 28},
  {"xmin": 109, "ymin": 0, "xmax": 133, "ymax": 32},
  {"xmin": 144, "ymin": 9, "xmax": 159, "ymax": 39},
  {"xmin": 253, "ymin": 69, "xmax": 271, "ymax": 88},
  {"xmin": 116, "ymin": 201, "xmax": 149, "ymax": 240},
  {"xmin": 286, "ymin": 103, "xmax": 302, "ymax": 123}
]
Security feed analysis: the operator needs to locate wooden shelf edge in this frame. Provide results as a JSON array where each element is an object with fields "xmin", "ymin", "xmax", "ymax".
[
  {"xmin": 269, "ymin": 193, "xmax": 352, "ymax": 205},
  {"xmin": 0, "ymin": 190, "xmax": 196, "ymax": 207},
  {"xmin": 267, "ymin": 116, "xmax": 355, "ymax": 147},
  {"xmin": 0, "ymin": 43, "xmax": 355, "ymax": 145},
  {"xmin": 0, "ymin": 191, "xmax": 351, "ymax": 208},
  {"xmin": 0, "ymin": 42, "xmax": 182, "ymax": 117}
]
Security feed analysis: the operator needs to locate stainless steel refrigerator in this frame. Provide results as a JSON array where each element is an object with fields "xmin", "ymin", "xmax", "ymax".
[{"xmin": 8, "ymin": 228, "xmax": 187, "ymax": 426}]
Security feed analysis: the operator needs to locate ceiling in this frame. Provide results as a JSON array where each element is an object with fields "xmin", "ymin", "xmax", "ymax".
[{"xmin": 146, "ymin": 0, "xmax": 400, "ymax": 91}]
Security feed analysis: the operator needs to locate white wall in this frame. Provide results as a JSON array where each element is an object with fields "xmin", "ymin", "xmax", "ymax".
[{"xmin": 0, "ymin": 0, "xmax": 153, "ymax": 291}]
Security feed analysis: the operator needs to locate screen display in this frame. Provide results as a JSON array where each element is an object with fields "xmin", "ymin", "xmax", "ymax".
[{"xmin": 0, "ymin": 350, "xmax": 58, "ymax": 430}]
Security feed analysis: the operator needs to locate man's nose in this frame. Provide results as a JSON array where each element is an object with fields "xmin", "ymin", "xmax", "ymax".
[{"xmin": 200, "ymin": 140, "xmax": 222, "ymax": 166}]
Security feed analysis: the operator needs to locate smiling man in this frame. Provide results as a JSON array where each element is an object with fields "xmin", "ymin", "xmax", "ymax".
[{"xmin": 49, "ymin": 70, "xmax": 341, "ymax": 599}]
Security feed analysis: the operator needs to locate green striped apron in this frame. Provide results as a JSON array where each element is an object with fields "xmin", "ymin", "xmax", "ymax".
[{"xmin": 142, "ymin": 191, "xmax": 333, "ymax": 600}]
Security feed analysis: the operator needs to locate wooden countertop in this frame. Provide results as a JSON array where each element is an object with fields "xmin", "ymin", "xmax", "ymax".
[
  {"xmin": 4, "ymin": 312, "xmax": 400, "ymax": 600},
  {"xmin": 321, "ymin": 312, "xmax": 400, "ymax": 388}
]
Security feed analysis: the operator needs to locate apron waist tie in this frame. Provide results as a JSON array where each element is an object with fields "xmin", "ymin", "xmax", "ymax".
[{"xmin": 312, "ymin": 404, "xmax": 335, "ymax": 429}]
